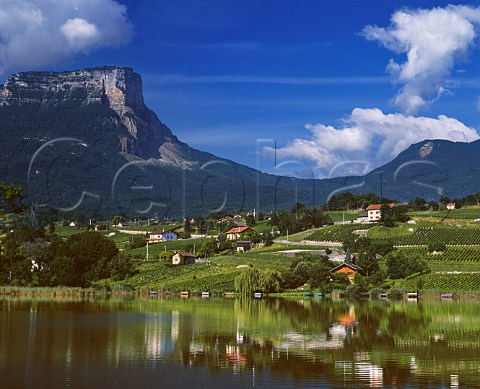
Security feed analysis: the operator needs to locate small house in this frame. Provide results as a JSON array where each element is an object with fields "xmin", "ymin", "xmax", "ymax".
[
  {"xmin": 69, "ymin": 220, "xmax": 82, "ymax": 227},
  {"xmin": 446, "ymin": 202, "xmax": 456, "ymax": 210},
  {"xmin": 149, "ymin": 230, "xmax": 178, "ymax": 243},
  {"xmin": 236, "ymin": 240, "xmax": 252, "ymax": 252},
  {"xmin": 366, "ymin": 203, "xmax": 395, "ymax": 222},
  {"xmin": 172, "ymin": 251, "xmax": 196, "ymax": 265},
  {"xmin": 226, "ymin": 226, "xmax": 256, "ymax": 241},
  {"xmin": 330, "ymin": 262, "xmax": 364, "ymax": 283},
  {"xmin": 113, "ymin": 221, "xmax": 131, "ymax": 228}
]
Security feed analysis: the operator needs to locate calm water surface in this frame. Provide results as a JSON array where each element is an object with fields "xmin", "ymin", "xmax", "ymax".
[{"xmin": 1, "ymin": 296, "xmax": 479, "ymax": 388}]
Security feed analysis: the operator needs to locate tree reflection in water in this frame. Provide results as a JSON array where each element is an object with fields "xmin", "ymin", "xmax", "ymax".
[{"xmin": 1, "ymin": 296, "xmax": 479, "ymax": 388}]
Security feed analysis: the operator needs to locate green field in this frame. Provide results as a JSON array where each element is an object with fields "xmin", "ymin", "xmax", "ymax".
[{"xmin": 325, "ymin": 211, "xmax": 362, "ymax": 223}]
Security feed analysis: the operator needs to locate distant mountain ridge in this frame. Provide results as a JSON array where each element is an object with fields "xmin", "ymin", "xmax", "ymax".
[{"xmin": 0, "ymin": 66, "xmax": 479, "ymax": 218}]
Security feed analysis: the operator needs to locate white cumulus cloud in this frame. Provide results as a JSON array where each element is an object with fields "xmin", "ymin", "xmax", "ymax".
[
  {"xmin": 362, "ymin": 5, "xmax": 480, "ymax": 114},
  {"xmin": 262, "ymin": 108, "xmax": 479, "ymax": 178},
  {"xmin": 0, "ymin": 0, "xmax": 132, "ymax": 74},
  {"xmin": 61, "ymin": 18, "xmax": 100, "ymax": 51}
]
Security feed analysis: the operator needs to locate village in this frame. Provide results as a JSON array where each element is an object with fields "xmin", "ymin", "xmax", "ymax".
[{"xmin": 45, "ymin": 194, "xmax": 480, "ymax": 299}]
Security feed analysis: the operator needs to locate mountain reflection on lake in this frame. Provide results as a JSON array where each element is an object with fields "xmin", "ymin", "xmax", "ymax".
[{"xmin": 1, "ymin": 296, "xmax": 479, "ymax": 388}]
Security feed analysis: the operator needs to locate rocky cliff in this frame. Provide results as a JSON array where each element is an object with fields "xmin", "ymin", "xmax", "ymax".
[{"xmin": 0, "ymin": 66, "xmax": 180, "ymax": 161}]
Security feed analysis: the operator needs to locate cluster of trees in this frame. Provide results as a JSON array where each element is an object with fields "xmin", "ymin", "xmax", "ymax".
[
  {"xmin": 280, "ymin": 254, "xmax": 350, "ymax": 291},
  {"xmin": 379, "ymin": 204, "xmax": 410, "ymax": 227},
  {"xmin": 0, "ymin": 227, "xmax": 135, "ymax": 287},
  {"xmin": 271, "ymin": 203, "xmax": 333, "ymax": 235},
  {"xmin": 343, "ymin": 237, "xmax": 430, "ymax": 288},
  {"xmin": 439, "ymin": 192, "xmax": 480, "ymax": 208},
  {"xmin": 325, "ymin": 192, "xmax": 380, "ymax": 211},
  {"xmin": 324, "ymin": 190, "xmax": 480, "ymax": 214}
]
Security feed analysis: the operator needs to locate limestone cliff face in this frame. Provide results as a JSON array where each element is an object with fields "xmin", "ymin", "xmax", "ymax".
[{"xmin": 0, "ymin": 66, "xmax": 180, "ymax": 161}]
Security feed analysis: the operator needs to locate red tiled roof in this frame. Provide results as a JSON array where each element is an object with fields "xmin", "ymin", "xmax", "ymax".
[
  {"xmin": 366, "ymin": 203, "xmax": 395, "ymax": 211},
  {"xmin": 226, "ymin": 226, "xmax": 254, "ymax": 234}
]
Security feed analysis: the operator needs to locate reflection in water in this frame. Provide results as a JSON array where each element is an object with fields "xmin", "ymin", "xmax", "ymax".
[{"xmin": 1, "ymin": 297, "xmax": 480, "ymax": 388}]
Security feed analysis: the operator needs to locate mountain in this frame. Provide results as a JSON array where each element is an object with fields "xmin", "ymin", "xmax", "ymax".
[{"xmin": 0, "ymin": 66, "xmax": 479, "ymax": 218}]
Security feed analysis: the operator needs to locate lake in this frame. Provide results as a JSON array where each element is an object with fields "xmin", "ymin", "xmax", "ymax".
[{"xmin": 1, "ymin": 296, "xmax": 479, "ymax": 388}]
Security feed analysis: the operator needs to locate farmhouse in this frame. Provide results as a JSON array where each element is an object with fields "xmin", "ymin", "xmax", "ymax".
[
  {"xmin": 172, "ymin": 251, "xmax": 196, "ymax": 265},
  {"xmin": 226, "ymin": 226, "xmax": 256, "ymax": 241},
  {"xmin": 148, "ymin": 229, "xmax": 177, "ymax": 243},
  {"xmin": 446, "ymin": 202, "xmax": 456, "ymax": 210},
  {"xmin": 366, "ymin": 203, "xmax": 395, "ymax": 222},
  {"xmin": 330, "ymin": 262, "xmax": 364, "ymax": 283}
]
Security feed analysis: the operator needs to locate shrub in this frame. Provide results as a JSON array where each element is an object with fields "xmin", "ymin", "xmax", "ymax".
[
  {"xmin": 428, "ymin": 241, "xmax": 446, "ymax": 253},
  {"xmin": 345, "ymin": 283, "xmax": 368, "ymax": 299},
  {"xmin": 369, "ymin": 287, "xmax": 386, "ymax": 298},
  {"xmin": 387, "ymin": 288, "xmax": 404, "ymax": 300}
]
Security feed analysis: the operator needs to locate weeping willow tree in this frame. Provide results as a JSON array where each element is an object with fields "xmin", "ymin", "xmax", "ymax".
[
  {"xmin": 234, "ymin": 267, "xmax": 260, "ymax": 297},
  {"xmin": 235, "ymin": 267, "xmax": 282, "ymax": 296}
]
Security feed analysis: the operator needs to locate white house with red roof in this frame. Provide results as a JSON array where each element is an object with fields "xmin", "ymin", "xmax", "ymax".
[
  {"xmin": 226, "ymin": 226, "xmax": 256, "ymax": 241},
  {"xmin": 446, "ymin": 202, "xmax": 456, "ymax": 210},
  {"xmin": 366, "ymin": 203, "xmax": 395, "ymax": 222}
]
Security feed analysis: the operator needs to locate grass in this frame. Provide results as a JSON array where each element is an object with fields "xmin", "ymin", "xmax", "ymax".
[
  {"xmin": 367, "ymin": 224, "xmax": 416, "ymax": 239},
  {"xmin": 252, "ymin": 220, "xmax": 273, "ymax": 234},
  {"xmin": 127, "ymin": 238, "xmax": 205, "ymax": 259},
  {"xmin": 325, "ymin": 210, "xmax": 362, "ymax": 223},
  {"xmin": 277, "ymin": 228, "xmax": 320, "ymax": 242}
]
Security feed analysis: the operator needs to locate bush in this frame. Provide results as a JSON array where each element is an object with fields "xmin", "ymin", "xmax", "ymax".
[
  {"xmin": 385, "ymin": 250, "xmax": 430, "ymax": 279},
  {"xmin": 369, "ymin": 287, "xmax": 386, "ymax": 298},
  {"xmin": 387, "ymin": 288, "xmax": 404, "ymax": 300},
  {"xmin": 345, "ymin": 283, "xmax": 368, "ymax": 299},
  {"xmin": 428, "ymin": 241, "xmax": 446, "ymax": 253}
]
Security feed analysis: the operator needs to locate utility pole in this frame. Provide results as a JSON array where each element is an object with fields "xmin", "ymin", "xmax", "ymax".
[
  {"xmin": 146, "ymin": 240, "xmax": 149, "ymax": 261},
  {"xmin": 380, "ymin": 172, "xmax": 383, "ymax": 203}
]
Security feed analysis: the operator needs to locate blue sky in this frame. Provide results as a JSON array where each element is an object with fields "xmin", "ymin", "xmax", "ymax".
[{"xmin": 1, "ymin": 0, "xmax": 480, "ymax": 178}]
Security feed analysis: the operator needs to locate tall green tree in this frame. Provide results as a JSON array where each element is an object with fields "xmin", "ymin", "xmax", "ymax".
[
  {"xmin": 0, "ymin": 182, "xmax": 27, "ymax": 215},
  {"xmin": 47, "ymin": 231, "xmax": 119, "ymax": 287},
  {"xmin": 234, "ymin": 267, "xmax": 261, "ymax": 296},
  {"xmin": 385, "ymin": 250, "xmax": 430, "ymax": 279}
]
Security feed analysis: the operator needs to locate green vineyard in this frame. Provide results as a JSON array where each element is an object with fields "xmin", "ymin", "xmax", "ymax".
[
  {"xmin": 398, "ymin": 247, "xmax": 480, "ymax": 262},
  {"xmin": 397, "ymin": 273, "xmax": 480, "ymax": 292},
  {"xmin": 388, "ymin": 226, "xmax": 480, "ymax": 246}
]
